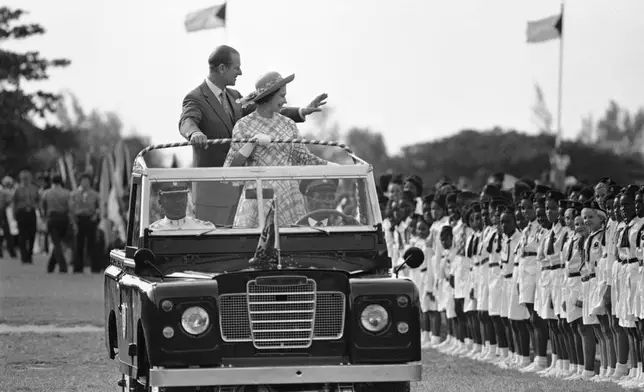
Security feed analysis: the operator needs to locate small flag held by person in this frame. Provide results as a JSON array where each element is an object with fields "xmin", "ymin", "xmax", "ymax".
[
  {"xmin": 249, "ymin": 200, "xmax": 280, "ymax": 269},
  {"xmin": 185, "ymin": 3, "xmax": 226, "ymax": 33},
  {"xmin": 526, "ymin": 11, "xmax": 563, "ymax": 44}
]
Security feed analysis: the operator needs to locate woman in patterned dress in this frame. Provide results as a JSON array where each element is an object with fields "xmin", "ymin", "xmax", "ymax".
[{"xmin": 224, "ymin": 72, "xmax": 332, "ymax": 228}]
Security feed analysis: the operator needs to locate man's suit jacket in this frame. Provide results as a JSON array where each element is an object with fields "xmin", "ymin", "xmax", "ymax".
[
  {"xmin": 178, "ymin": 81, "xmax": 304, "ymax": 168},
  {"xmin": 178, "ymin": 81, "xmax": 304, "ymax": 226}
]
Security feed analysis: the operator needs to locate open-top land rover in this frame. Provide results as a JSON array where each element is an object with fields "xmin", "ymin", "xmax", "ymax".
[{"xmin": 104, "ymin": 139, "xmax": 424, "ymax": 392}]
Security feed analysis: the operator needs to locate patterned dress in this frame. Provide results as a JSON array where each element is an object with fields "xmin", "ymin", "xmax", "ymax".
[{"xmin": 223, "ymin": 111, "xmax": 327, "ymax": 228}]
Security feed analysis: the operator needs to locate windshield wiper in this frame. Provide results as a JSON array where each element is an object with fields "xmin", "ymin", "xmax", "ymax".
[
  {"xmin": 196, "ymin": 224, "xmax": 233, "ymax": 237},
  {"xmin": 289, "ymin": 224, "xmax": 330, "ymax": 235}
]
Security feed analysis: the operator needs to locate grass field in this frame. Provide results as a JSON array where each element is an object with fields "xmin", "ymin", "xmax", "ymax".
[{"xmin": 0, "ymin": 254, "xmax": 630, "ymax": 392}]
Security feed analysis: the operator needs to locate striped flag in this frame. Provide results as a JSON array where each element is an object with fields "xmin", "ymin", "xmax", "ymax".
[
  {"xmin": 526, "ymin": 12, "xmax": 563, "ymax": 43},
  {"xmin": 185, "ymin": 3, "xmax": 226, "ymax": 33}
]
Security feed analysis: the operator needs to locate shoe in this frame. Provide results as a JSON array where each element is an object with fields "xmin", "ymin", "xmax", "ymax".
[{"xmin": 564, "ymin": 373, "xmax": 582, "ymax": 381}]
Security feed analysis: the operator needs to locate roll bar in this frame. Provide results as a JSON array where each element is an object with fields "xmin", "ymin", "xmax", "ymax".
[{"xmin": 134, "ymin": 138, "xmax": 366, "ymax": 168}]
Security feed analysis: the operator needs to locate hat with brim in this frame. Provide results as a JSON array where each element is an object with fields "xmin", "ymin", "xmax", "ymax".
[
  {"xmin": 159, "ymin": 181, "xmax": 190, "ymax": 195},
  {"xmin": 237, "ymin": 72, "xmax": 295, "ymax": 107},
  {"xmin": 300, "ymin": 178, "xmax": 338, "ymax": 195}
]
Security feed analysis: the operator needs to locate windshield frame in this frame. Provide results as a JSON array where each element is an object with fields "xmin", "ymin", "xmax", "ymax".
[{"xmin": 137, "ymin": 164, "xmax": 381, "ymax": 239}]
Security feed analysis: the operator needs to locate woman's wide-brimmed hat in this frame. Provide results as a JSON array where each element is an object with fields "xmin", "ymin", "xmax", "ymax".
[{"xmin": 237, "ymin": 71, "xmax": 294, "ymax": 107}]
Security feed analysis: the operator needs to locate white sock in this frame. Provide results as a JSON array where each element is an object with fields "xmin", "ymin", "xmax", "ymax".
[
  {"xmin": 536, "ymin": 356, "xmax": 548, "ymax": 367},
  {"xmin": 549, "ymin": 354, "xmax": 558, "ymax": 368},
  {"xmin": 605, "ymin": 367, "xmax": 615, "ymax": 377},
  {"xmin": 577, "ymin": 364, "xmax": 584, "ymax": 374},
  {"xmin": 599, "ymin": 367, "xmax": 606, "ymax": 377},
  {"xmin": 562, "ymin": 360, "xmax": 570, "ymax": 371},
  {"xmin": 615, "ymin": 362, "xmax": 628, "ymax": 376}
]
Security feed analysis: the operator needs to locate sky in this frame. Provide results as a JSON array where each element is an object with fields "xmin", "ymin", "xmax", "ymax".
[{"xmin": 5, "ymin": 0, "xmax": 644, "ymax": 166}]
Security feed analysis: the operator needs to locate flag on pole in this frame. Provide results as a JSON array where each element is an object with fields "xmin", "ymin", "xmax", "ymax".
[
  {"xmin": 249, "ymin": 200, "xmax": 280, "ymax": 269},
  {"xmin": 185, "ymin": 3, "xmax": 226, "ymax": 33},
  {"xmin": 526, "ymin": 12, "xmax": 563, "ymax": 43}
]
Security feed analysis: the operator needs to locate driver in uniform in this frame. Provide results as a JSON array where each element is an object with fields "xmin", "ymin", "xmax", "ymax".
[
  {"xmin": 150, "ymin": 182, "xmax": 215, "ymax": 230},
  {"xmin": 299, "ymin": 178, "xmax": 341, "ymax": 226}
]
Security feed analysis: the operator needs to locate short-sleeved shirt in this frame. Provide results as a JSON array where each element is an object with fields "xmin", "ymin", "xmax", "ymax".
[
  {"xmin": 149, "ymin": 216, "xmax": 215, "ymax": 231},
  {"xmin": 70, "ymin": 187, "xmax": 100, "ymax": 217},
  {"xmin": 42, "ymin": 186, "xmax": 71, "ymax": 216},
  {"xmin": 12, "ymin": 184, "xmax": 40, "ymax": 211}
]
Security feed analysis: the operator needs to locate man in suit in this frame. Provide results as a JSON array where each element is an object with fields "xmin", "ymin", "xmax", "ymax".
[{"xmin": 178, "ymin": 45, "xmax": 327, "ymax": 225}]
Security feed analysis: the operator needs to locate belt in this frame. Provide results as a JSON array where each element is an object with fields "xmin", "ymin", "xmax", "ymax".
[
  {"xmin": 504, "ymin": 273, "xmax": 513, "ymax": 279},
  {"xmin": 479, "ymin": 257, "xmax": 489, "ymax": 265},
  {"xmin": 421, "ymin": 268, "xmax": 427, "ymax": 272},
  {"xmin": 522, "ymin": 251, "xmax": 537, "ymax": 257},
  {"xmin": 567, "ymin": 272, "xmax": 581, "ymax": 278},
  {"xmin": 582, "ymin": 273, "xmax": 596, "ymax": 282},
  {"xmin": 488, "ymin": 262, "xmax": 500, "ymax": 268},
  {"xmin": 541, "ymin": 264, "xmax": 564, "ymax": 271},
  {"xmin": 619, "ymin": 258, "xmax": 639, "ymax": 265},
  {"xmin": 513, "ymin": 262, "xmax": 519, "ymax": 267}
]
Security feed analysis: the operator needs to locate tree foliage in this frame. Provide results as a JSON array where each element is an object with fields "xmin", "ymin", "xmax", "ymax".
[
  {"xmin": 54, "ymin": 91, "xmax": 165, "ymax": 171},
  {"xmin": 0, "ymin": 6, "xmax": 73, "ymax": 176}
]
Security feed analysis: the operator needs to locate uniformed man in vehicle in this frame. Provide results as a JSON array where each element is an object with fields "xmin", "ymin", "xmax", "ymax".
[
  {"xmin": 150, "ymin": 182, "xmax": 215, "ymax": 230},
  {"xmin": 298, "ymin": 178, "xmax": 343, "ymax": 226}
]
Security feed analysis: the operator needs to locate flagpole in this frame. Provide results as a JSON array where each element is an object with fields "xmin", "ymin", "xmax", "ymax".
[
  {"xmin": 555, "ymin": 0, "xmax": 565, "ymax": 148},
  {"xmin": 274, "ymin": 197, "xmax": 281, "ymax": 269}
]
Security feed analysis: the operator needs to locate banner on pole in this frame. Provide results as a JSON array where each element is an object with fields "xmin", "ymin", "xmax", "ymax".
[
  {"xmin": 185, "ymin": 3, "xmax": 226, "ymax": 33},
  {"xmin": 526, "ymin": 12, "xmax": 562, "ymax": 43}
]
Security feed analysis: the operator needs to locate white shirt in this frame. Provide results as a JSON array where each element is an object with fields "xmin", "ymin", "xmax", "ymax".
[
  {"xmin": 205, "ymin": 77, "xmax": 305, "ymax": 120},
  {"xmin": 149, "ymin": 216, "xmax": 215, "ymax": 231},
  {"xmin": 205, "ymin": 78, "xmax": 225, "ymax": 104}
]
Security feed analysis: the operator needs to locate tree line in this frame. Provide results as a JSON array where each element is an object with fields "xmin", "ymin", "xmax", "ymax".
[{"xmin": 3, "ymin": 5, "xmax": 644, "ymax": 192}]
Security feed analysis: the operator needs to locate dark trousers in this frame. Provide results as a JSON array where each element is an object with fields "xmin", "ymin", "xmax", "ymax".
[
  {"xmin": 0, "ymin": 211, "xmax": 17, "ymax": 258},
  {"xmin": 75, "ymin": 215, "xmax": 99, "ymax": 272},
  {"xmin": 15, "ymin": 209, "xmax": 37, "ymax": 263},
  {"xmin": 46, "ymin": 212, "xmax": 69, "ymax": 273}
]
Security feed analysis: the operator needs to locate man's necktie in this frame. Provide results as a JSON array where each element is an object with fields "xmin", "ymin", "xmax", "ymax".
[
  {"xmin": 506, "ymin": 238, "xmax": 511, "ymax": 263},
  {"xmin": 620, "ymin": 223, "xmax": 631, "ymax": 248},
  {"xmin": 546, "ymin": 230, "xmax": 555, "ymax": 255},
  {"xmin": 220, "ymin": 91, "xmax": 234, "ymax": 122}
]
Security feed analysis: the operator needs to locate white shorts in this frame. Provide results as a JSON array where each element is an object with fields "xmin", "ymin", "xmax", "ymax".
[
  {"xmin": 582, "ymin": 278, "xmax": 599, "ymax": 325},
  {"xmin": 487, "ymin": 266, "xmax": 504, "ymax": 316},
  {"xmin": 535, "ymin": 269, "xmax": 556, "ymax": 320},
  {"xmin": 565, "ymin": 275, "xmax": 583, "ymax": 323},
  {"xmin": 508, "ymin": 272, "xmax": 529, "ymax": 320},
  {"xmin": 618, "ymin": 262, "xmax": 638, "ymax": 328},
  {"xmin": 476, "ymin": 264, "xmax": 490, "ymax": 312},
  {"xmin": 551, "ymin": 269, "xmax": 566, "ymax": 318},
  {"xmin": 518, "ymin": 256, "xmax": 539, "ymax": 305}
]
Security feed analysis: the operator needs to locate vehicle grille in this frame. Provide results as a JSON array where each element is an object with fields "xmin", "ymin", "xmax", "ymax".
[{"xmin": 219, "ymin": 277, "xmax": 345, "ymax": 349}]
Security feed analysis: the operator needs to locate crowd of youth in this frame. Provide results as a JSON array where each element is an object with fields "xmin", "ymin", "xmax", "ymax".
[
  {"xmin": 382, "ymin": 173, "xmax": 644, "ymax": 387},
  {"xmin": 0, "ymin": 170, "xmax": 104, "ymax": 273}
]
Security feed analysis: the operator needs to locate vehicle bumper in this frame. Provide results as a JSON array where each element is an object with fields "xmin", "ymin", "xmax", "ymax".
[{"xmin": 149, "ymin": 363, "xmax": 422, "ymax": 387}]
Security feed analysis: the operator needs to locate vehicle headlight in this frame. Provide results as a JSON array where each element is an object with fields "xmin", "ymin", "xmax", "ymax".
[
  {"xmin": 360, "ymin": 304, "xmax": 390, "ymax": 333},
  {"xmin": 180, "ymin": 306, "xmax": 210, "ymax": 335}
]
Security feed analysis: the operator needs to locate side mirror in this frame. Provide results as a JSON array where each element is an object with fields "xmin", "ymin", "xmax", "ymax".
[
  {"xmin": 245, "ymin": 188, "xmax": 274, "ymax": 200},
  {"xmin": 394, "ymin": 247, "xmax": 425, "ymax": 278},
  {"xmin": 133, "ymin": 248, "xmax": 161, "ymax": 278},
  {"xmin": 403, "ymin": 247, "xmax": 425, "ymax": 269}
]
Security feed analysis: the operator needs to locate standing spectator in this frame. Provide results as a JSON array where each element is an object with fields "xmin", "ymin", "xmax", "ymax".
[
  {"xmin": 70, "ymin": 173, "xmax": 101, "ymax": 273},
  {"xmin": 41, "ymin": 175, "xmax": 71, "ymax": 273},
  {"xmin": 12, "ymin": 170, "xmax": 41, "ymax": 264},
  {"xmin": 0, "ymin": 177, "xmax": 17, "ymax": 258}
]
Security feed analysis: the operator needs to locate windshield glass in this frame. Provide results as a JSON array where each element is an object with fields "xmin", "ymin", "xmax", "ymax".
[{"xmin": 147, "ymin": 176, "xmax": 374, "ymax": 234}]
